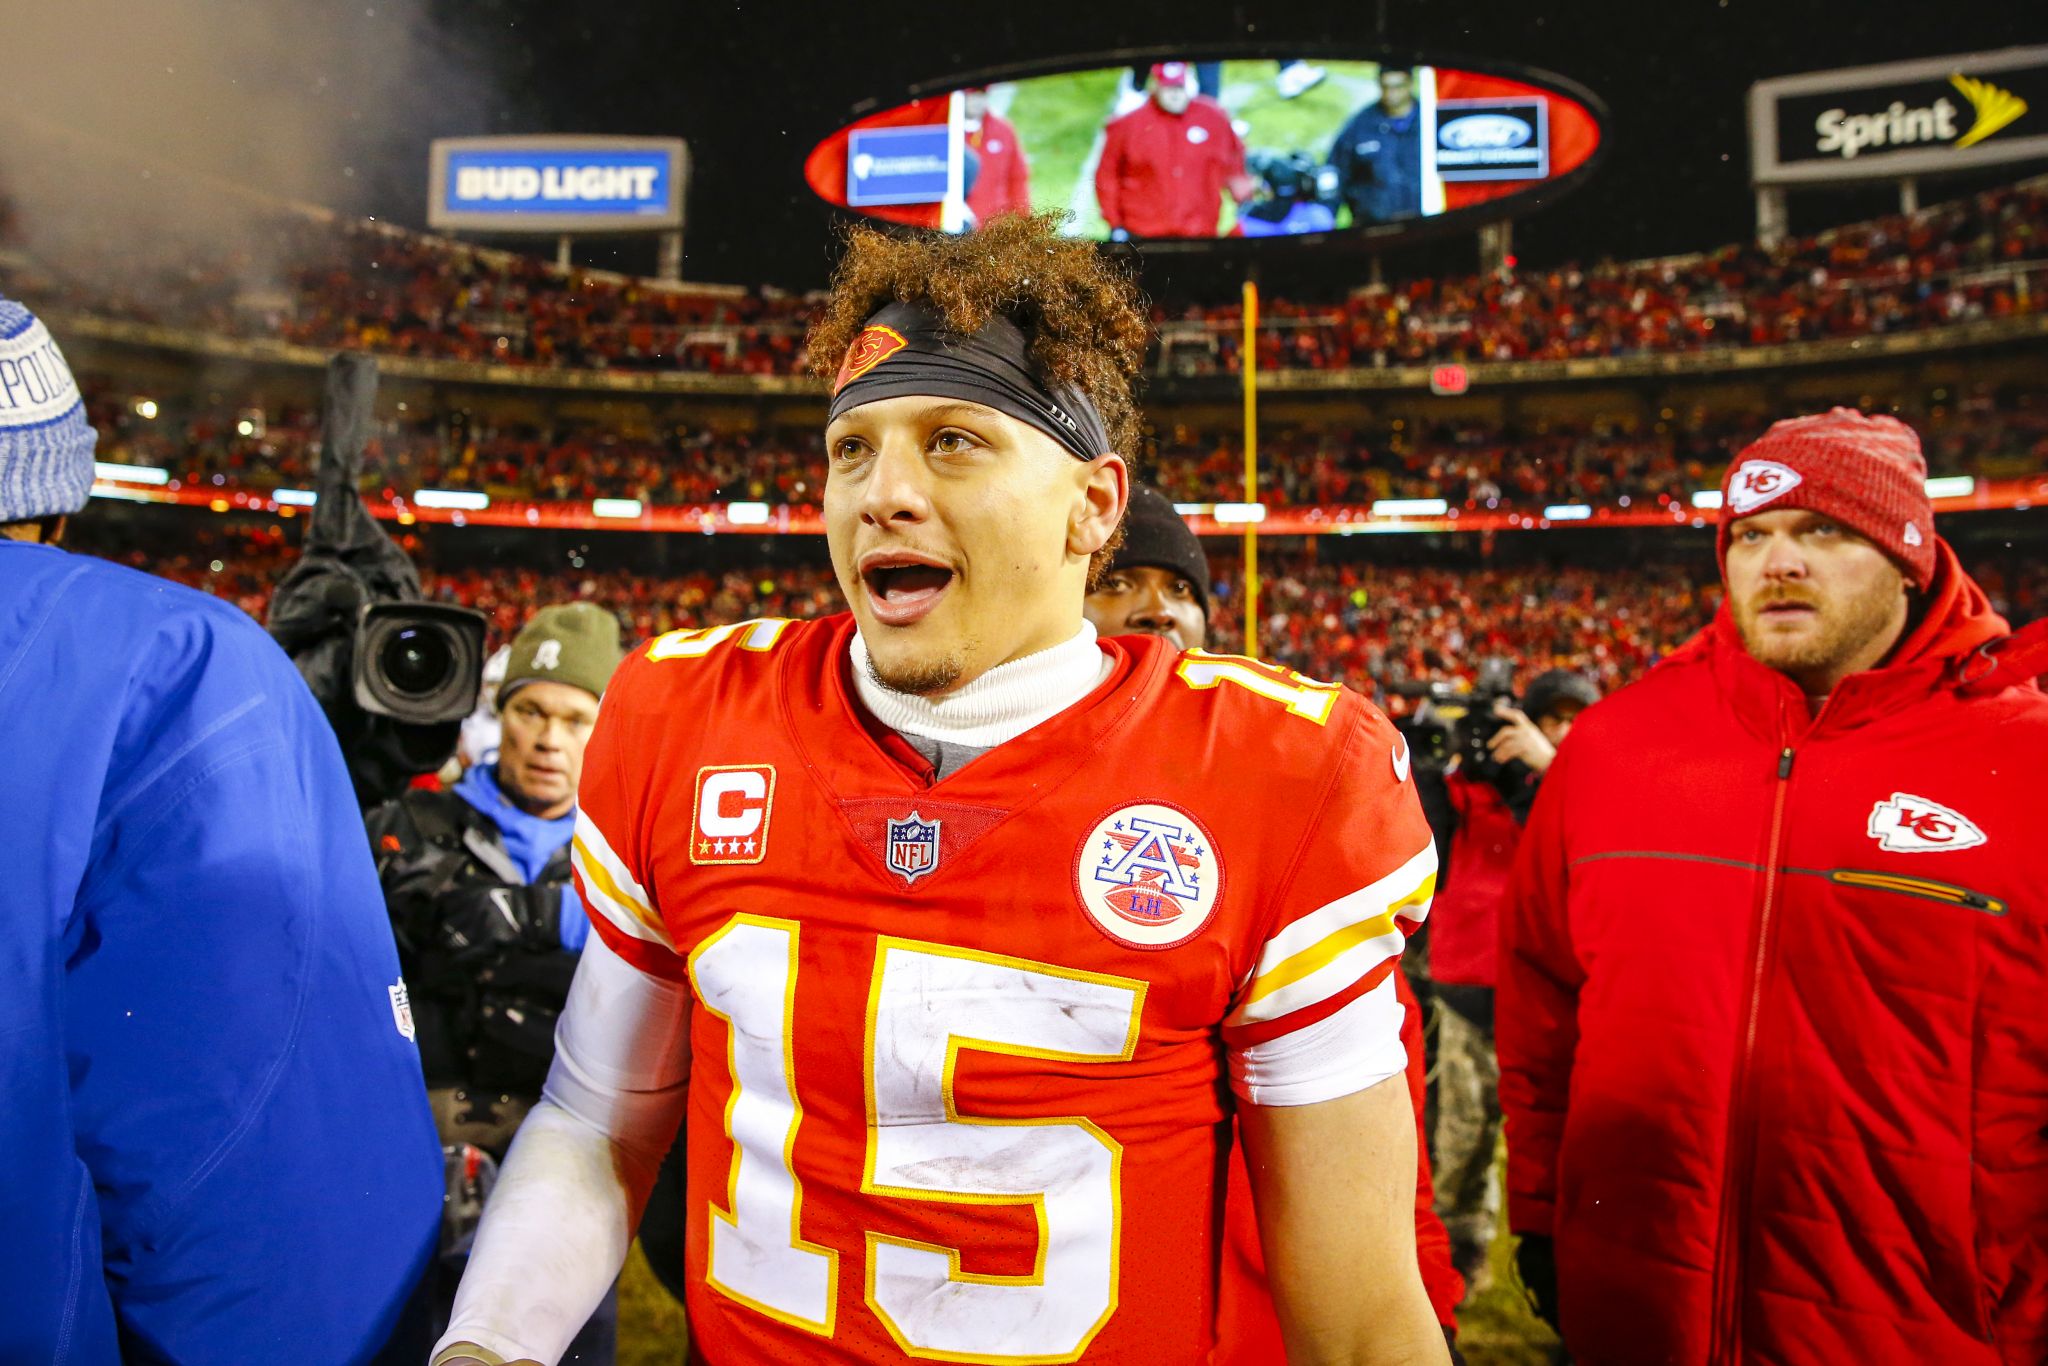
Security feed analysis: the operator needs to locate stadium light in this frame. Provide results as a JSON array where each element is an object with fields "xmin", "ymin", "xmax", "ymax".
[
  {"xmin": 1691, "ymin": 491, "xmax": 1724, "ymax": 510},
  {"xmin": 1543, "ymin": 504, "xmax": 1594, "ymax": 521},
  {"xmin": 725, "ymin": 501, "xmax": 771, "ymax": 525},
  {"xmin": 1372, "ymin": 498, "xmax": 1450, "ymax": 517},
  {"xmin": 592, "ymin": 497, "xmax": 644, "ymax": 519},
  {"xmin": 1924, "ymin": 475, "xmax": 1976, "ymax": 499},
  {"xmin": 132, "ymin": 399, "xmax": 158, "ymax": 419},
  {"xmin": 92, "ymin": 461, "xmax": 170, "ymax": 486},
  {"xmin": 272, "ymin": 489, "xmax": 318, "ymax": 507},
  {"xmin": 1172, "ymin": 503, "xmax": 1209, "ymax": 515},
  {"xmin": 413, "ymin": 489, "xmax": 490, "ymax": 510},
  {"xmin": 1212, "ymin": 502, "xmax": 1267, "ymax": 524},
  {"xmin": 89, "ymin": 486, "xmax": 155, "ymax": 503}
]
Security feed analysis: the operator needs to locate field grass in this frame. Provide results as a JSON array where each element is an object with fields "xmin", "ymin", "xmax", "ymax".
[
  {"xmin": 1001, "ymin": 68, "xmax": 1123, "ymax": 236},
  {"xmin": 1457, "ymin": 1187, "xmax": 1565, "ymax": 1366},
  {"xmin": 617, "ymin": 1243, "xmax": 686, "ymax": 1366}
]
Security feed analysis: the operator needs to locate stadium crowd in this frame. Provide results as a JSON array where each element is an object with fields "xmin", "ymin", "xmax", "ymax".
[
  {"xmin": 1163, "ymin": 179, "xmax": 2048, "ymax": 371},
  {"xmin": 87, "ymin": 388, "xmax": 828, "ymax": 507},
  {"xmin": 78, "ymin": 529, "xmax": 2048, "ymax": 709},
  {"xmin": 88, "ymin": 379, "xmax": 2048, "ymax": 514},
  {"xmin": 8, "ymin": 181, "xmax": 2043, "ymax": 377}
]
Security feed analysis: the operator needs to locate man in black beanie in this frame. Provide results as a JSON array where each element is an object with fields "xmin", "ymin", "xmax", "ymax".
[{"xmin": 1083, "ymin": 483, "xmax": 1210, "ymax": 651}]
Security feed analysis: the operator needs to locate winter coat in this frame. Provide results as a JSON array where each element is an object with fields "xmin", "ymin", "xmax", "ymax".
[
  {"xmin": 1094, "ymin": 96, "xmax": 1246, "ymax": 239},
  {"xmin": 1428, "ymin": 769, "xmax": 1523, "ymax": 989},
  {"xmin": 0, "ymin": 543, "xmax": 439, "ymax": 1363},
  {"xmin": 1499, "ymin": 538, "xmax": 2048, "ymax": 1365},
  {"xmin": 364, "ymin": 773, "xmax": 581, "ymax": 1100}
]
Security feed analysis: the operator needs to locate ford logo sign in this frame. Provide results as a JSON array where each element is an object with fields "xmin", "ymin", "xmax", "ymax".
[{"xmin": 1439, "ymin": 114, "xmax": 1532, "ymax": 150}]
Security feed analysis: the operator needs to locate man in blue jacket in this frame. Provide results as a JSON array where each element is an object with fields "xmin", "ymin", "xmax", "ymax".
[
  {"xmin": 0, "ymin": 296, "xmax": 442, "ymax": 1364},
  {"xmin": 1329, "ymin": 66, "xmax": 1425, "ymax": 226}
]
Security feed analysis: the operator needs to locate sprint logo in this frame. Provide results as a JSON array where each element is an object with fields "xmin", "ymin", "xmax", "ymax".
[
  {"xmin": 1814, "ymin": 74, "xmax": 2028, "ymax": 160},
  {"xmin": 1950, "ymin": 74, "xmax": 2028, "ymax": 149}
]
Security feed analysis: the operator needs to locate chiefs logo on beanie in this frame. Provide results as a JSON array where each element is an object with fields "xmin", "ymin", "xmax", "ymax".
[{"xmin": 1715, "ymin": 408, "xmax": 1937, "ymax": 587}]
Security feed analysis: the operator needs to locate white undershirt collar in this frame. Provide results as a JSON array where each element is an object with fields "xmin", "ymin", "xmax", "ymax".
[{"xmin": 850, "ymin": 621, "xmax": 1111, "ymax": 750}]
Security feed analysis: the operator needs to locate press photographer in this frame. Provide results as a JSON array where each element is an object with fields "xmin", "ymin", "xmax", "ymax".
[
  {"xmin": 265, "ymin": 353, "xmax": 488, "ymax": 808},
  {"xmin": 365, "ymin": 601, "xmax": 624, "ymax": 1359},
  {"xmin": 1406, "ymin": 666, "xmax": 1598, "ymax": 1294}
]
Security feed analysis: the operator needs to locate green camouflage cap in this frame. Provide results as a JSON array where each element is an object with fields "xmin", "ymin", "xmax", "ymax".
[{"xmin": 497, "ymin": 602, "xmax": 623, "ymax": 707}]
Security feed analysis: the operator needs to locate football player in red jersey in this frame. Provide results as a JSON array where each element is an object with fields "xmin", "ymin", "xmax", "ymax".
[{"xmin": 434, "ymin": 213, "xmax": 1448, "ymax": 1366}]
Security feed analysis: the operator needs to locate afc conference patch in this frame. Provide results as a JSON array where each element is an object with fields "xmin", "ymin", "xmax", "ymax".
[
  {"xmin": 1074, "ymin": 802, "xmax": 1222, "ymax": 950},
  {"xmin": 885, "ymin": 810, "xmax": 942, "ymax": 884}
]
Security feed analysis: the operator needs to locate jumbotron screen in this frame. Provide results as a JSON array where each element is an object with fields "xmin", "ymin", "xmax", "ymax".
[{"xmin": 805, "ymin": 57, "xmax": 1603, "ymax": 242}]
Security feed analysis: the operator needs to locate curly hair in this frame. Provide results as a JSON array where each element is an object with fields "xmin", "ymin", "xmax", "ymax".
[{"xmin": 808, "ymin": 213, "xmax": 1149, "ymax": 461}]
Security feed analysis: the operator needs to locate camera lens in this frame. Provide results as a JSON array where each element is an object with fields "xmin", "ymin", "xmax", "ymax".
[
  {"xmin": 353, "ymin": 603, "xmax": 488, "ymax": 726},
  {"xmin": 381, "ymin": 626, "xmax": 454, "ymax": 697}
]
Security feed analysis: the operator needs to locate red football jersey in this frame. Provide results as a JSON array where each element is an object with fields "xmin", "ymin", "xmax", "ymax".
[{"xmin": 572, "ymin": 614, "xmax": 1435, "ymax": 1364}]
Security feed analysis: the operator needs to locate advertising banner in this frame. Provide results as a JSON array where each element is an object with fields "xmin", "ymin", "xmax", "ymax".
[
  {"xmin": 846, "ymin": 126, "xmax": 953, "ymax": 207},
  {"xmin": 1750, "ymin": 47, "xmax": 2047, "ymax": 185},
  {"xmin": 429, "ymin": 136, "xmax": 688, "ymax": 233}
]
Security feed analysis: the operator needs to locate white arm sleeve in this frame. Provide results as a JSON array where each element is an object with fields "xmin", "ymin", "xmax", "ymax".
[
  {"xmin": 434, "ymin": 932, "xmax": 692, "ymax": 1365},
  {"xmin": 1227, "ymin": 974, "xmax": 1407, "ymax": 1108}
]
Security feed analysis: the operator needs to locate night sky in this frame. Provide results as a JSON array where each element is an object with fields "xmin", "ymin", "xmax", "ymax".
[{"xmin": 368, "ymin": 1, "xmax": 2044, "ymax": 297}]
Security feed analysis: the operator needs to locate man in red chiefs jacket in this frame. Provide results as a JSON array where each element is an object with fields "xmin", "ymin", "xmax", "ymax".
[
  {"xmin": 1094, "ymin": 62, "xmax": 1256, "ymax": 240},
  {"xmin": 962, "ymin": 87, "xmax": 1032, "ymax": 225},
  {"xmin": 1500, "ymin": 408, "xmax": 2048, "ymax": 1365}
]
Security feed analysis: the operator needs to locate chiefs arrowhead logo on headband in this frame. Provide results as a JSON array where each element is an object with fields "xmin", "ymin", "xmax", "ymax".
[{"xmin": 833, "ymin": 325, "xmax": 908, "ymax": 393}]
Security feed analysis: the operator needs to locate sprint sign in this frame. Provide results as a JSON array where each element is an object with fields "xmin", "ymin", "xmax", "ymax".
[{"xmin": 692, "ymin": 765, "xmax": 775, "ymax": 865}]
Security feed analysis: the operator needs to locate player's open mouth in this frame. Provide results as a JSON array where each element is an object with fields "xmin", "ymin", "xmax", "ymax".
[{"xmin": 858, "ymin": 552, "xmax": 956, "ymax": 627}]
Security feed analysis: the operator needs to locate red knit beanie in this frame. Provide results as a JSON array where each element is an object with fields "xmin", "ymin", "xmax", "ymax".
[{"xmin": 1716, "ymin": 408, "xmax": 1936, "ymax": 587}]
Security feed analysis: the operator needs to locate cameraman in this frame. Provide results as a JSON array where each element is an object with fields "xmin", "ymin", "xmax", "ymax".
[
  {"xmin": 365, "ymin": 602, "xmax": 623, "ymax": 1359},
  {"xmin": 1416, "ymin": 668, "xmax": 1598, "ymax": 1294}
]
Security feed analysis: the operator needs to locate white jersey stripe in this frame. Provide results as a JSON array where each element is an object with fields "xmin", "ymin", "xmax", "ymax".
[
  {"xmin": 1246, "ymin": 841, "xmax": 1436, "ymax": 984},
  {"xmin": 571, "ymin": 813, "xmax": 673, "ymax": 950},
  {"xmin": 1225, "ymin": 924, "xmax": 1412, "ymax": 1029},
  {"xmin": 575, "ymin": 808, "xmax": 656, "ymax": 910}
]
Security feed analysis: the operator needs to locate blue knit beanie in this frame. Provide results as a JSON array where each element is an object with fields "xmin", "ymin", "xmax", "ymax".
[{"xmin": 0, "ymin": 296, "xmax": 96, "ymax": 523}]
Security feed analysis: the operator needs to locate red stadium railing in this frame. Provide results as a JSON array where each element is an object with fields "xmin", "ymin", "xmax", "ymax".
[{"xmin": 88, "ymin": 468, "xmax": 2048, "ymax": 537}]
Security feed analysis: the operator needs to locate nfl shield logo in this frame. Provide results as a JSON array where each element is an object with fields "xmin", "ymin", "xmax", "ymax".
[{"xmin": 886, "ymin": 811, "xmax": 942, "ymax": 884}]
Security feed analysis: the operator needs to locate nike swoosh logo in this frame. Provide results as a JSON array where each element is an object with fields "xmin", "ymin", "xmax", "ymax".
[{"xmin": 1391, "ymin": 733, "xmax": 1412, "ymax": 784}]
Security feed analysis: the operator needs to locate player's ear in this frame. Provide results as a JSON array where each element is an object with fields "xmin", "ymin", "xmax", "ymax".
[{"xmin": 1069, "ymin": 453, "xmax": 1128, "ymax": 561}]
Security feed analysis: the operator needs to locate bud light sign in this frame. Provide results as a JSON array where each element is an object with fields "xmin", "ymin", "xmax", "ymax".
[
  {"xmin": 1435, "ymin": 99, "xmax": 1549, "ymax": 181},
  {"xmin": 429, "ymin": 136, "xmax": 687, "ymax": 233}
]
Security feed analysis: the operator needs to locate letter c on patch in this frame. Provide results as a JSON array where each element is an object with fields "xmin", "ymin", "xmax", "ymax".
[{"xmin": 700, "ymin": 770, "xmax": 767, "ymax": 836}]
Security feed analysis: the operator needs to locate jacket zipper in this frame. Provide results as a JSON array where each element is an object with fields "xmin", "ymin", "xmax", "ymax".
[{"xmin": 1710, "ymin": 739, "xmax": 1797, "ymax": 1365}]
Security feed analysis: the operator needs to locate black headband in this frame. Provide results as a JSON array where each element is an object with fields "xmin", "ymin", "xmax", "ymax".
[{"xmin": 826, "ymin": 301, "xmax": 1111, "ymax": 462}]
